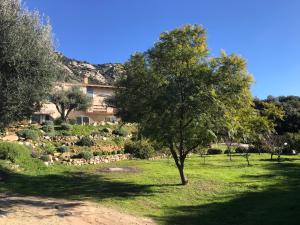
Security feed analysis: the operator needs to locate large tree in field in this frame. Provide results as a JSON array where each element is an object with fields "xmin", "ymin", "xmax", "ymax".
[
  {"xmin": 114, "ymin": 25, "xmax": 254, "ymax": 185},
  {"xmin": 0, "ymin": 0, "xmax": 60, "ymax": 129},
  {"xmin": 49, "ymin": 87, "xmax": 92, "ymax": 122}
]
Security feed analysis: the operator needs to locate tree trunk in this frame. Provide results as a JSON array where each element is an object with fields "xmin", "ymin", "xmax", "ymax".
[
  {"xmin": 177, "ymin": 164, "xmax": 188, "ymax": 185},
  {"xmin": 271, "ymin": 153, "xmax": 273, "ymax": 160}
]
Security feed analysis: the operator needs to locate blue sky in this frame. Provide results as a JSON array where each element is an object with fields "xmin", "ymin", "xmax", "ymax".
[{"xmin": 24, "ymin": 0, "xmax": 300, "ymax": 99}]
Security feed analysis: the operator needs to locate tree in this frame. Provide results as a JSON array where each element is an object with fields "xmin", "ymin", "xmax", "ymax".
[
  {"xmin": 0, "ymin": 0, "xmax": 60, "ymax": 129},
  {"xmin": 114, "ymin": 25, "xmax": 253, "ymax": 185},
  {"xmin": 49, "ymin": 87, "xmax": 92, "ymax": 122},
  {"xmin": 255, "ymin": 96, "xmax": 299, "ymax": 134}
]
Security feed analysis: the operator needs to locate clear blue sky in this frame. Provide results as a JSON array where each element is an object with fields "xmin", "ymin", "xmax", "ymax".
[{"xmin": 23, "ymin": 0, "xmax": 300, "ymax": 99}]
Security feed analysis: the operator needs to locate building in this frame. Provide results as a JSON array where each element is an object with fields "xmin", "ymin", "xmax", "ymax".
[{"xmin": 32, "ymin": 75, "xmax": 118, "ymax": 124}]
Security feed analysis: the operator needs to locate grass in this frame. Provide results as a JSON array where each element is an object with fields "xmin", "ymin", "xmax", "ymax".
[{"xmin": 0, "ymin": 153, "xmax": 300, "ymax": 225}]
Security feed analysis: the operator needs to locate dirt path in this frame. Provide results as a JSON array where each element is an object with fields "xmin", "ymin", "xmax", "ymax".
[{"xmin": 0, "ymin": 194, "xmax": 156, "ymax": 225}]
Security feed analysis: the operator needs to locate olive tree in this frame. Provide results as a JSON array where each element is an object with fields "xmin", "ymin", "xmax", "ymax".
[
  {"xmin": 0, "ymin": 0, "xmax": 60, "ymax": 129},
  {"xmin": 114, "ymin": 25, "xmax": 254, "ymax": 185},
  {"xmin": 49, "ymin": 87, "xmax": 92, "ymax": 122}
]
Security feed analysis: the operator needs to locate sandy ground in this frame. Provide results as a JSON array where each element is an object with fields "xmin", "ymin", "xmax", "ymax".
[{"xmin": 0, "ymin": 194, "xmax": 156, "ymax": 225}]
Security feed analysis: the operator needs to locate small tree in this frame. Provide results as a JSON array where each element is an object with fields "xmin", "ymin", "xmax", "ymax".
[
  {"xmin": 49, "ymin": 87, "xmax": 92, "ymax": 122},
  {"xmin": 263, "ymin": 134, "xmax": 285, "ymax": 161},
  {"xmin": 114, "ymin": 25, "xmax": 253, "ymax": 185}
]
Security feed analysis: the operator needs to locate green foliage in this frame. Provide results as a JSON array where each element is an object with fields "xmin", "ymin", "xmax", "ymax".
[
  {"xmin": 207, "ymin": 148, "xmax": 223, "ymax": 155},
  {"xmin": 284, "ymin": 132, "xmax": 300, "ymax": 153},
  {"xmin": 57, "ymin": 146, "xmax": 69, "ymax": 153},
  {"xmin": 112, "ymin": 127, "xmax": 128, "ymax": 137},
  {"xmin": 0, "ymin": 0, "xmax": 60, "ymax": 128},
  {"xmin": 113, "ymin": 24, "xmax": 254, "ymax": 184},
  {"xmin": 42, "ymin": 124, "xmax": 55, "ymax": 133},
  {"xmin": 41, "ymin": 143, "xmax": 56, "ymax": 155},
  {"xmin": 16, "ymin": 129, "xmax": 39, "ymax": 141},
  {"xmin": 101, "ymin": 127, "xmax": 111, "ymax": 133},
  {"xmin": 49, "ymin": 87, "xmax": 92, "ymax": 121},
  {"xmin": 60, "ymin": 123, "xmax": 72, "ymax": 131},
  {"xmin": 76, "ymin": 136, "xmax": 95, "ymax": 147},
  {"xmin": 79, "ymin": 151, "xmax": 93, "ymax": 160},
  {"xmin": 255, "ymin": 96, "xmax": 300, "ymax": 134},
  {"xmin": 40, "ymin": 154, "xmax": 51, "ymax": 162},
  {"xmin": 69, "ymin": 125, "xmax": 96, "ymax": 136},
  {"xmin": 124, "ymin": 140, "xmax": 155, "ymax": 159},
  {"xmin": 0, "ymin": 142, "xmax": 31, "ymax": 163}
]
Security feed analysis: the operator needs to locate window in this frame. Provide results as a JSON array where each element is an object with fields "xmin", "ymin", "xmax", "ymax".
[
  {"xmin": 86, "ymin": 87, "xmax": 93, "ymax": 97},
  {"xmin": 76, "ymin": 116, "xmax": 90, "ymax": 125}
]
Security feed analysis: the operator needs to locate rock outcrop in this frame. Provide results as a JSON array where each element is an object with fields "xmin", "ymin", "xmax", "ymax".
[{"xmin": 57, "ymin": 53, "xmax": 125, "ymax": 85}]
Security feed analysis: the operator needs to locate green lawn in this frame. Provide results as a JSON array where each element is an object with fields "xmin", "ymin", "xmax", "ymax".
[{"xmin": 0, "ymin": 154, "xmax": 300, "ymax": 225}]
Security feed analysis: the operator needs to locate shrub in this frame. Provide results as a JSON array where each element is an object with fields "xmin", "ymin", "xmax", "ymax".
[
  {"xmin": 42, "ymin": 124, "xmax": 54, "ymax": 133},
  {"xmin": 79, "ymin": 151, "xmax": 93, "ymax": 160},
  {"xmin": 40, "ymin": 154, "xmax": 51, "ymax": 162},
  {"xmin": 248, "ymin": 146, "xmax": 267, "ymax": 153},
  {"xmin": 284, "ymin": 133, "xmax": 300, "ymax": 153},
  {"xmin": 124, "ymin": 140, "xmax": 155, "ymax": 159},
  {"xmin": 61, "ymin": 123, "xmax": 71, "ymax": 131},
  {"xmin": 235, "ymin": 146, "xmax": 248, "ymax": 153},
  {"xmin": 41, "ymin": 143, "xmax": 56, "ymax": 155},
  {"xmin": 112, "ymin": 127, "xmax": 128, "ymax": 137},
  {"xmin": 57, "ymin": 146, "xmax": 69, "ymax": 153},
  {"xmin": 93, "ymin": 151, "xmax": 103, "ymax": 156},
  {"xmin": 54, "ymin": 117, "xmax": 63, "ymax": 125},
  {"xmin": 101, "ymin": 127, "xmax": 111, "ymax": 133},
  {"xmin": 117, "ymin": 150, "xmax": 124, "ymax": 154},
  {"xmin": 207, "ymin": 148, "xmax": 223, "ymax": 155},
  {"xmin": 16, "ymin": 129, "xmax": 39, "ymax": 141},
  {"xmin": 69, "ymin": 125, "xmax": 95, "ymax": 136},
  {"xmin": 0, "ymin": 142, "xmax": 44, "ymax": 170},
  {"xmin": 76, "ymin": 136, "xmax": 95, "ymax": 147},
  {"xmin": 0, "ymin": 142, "xmax": 31, "ymax": 163},
  {"xmin": 42, "ymin": 120, "xmax": 54, "ymax": 126}
]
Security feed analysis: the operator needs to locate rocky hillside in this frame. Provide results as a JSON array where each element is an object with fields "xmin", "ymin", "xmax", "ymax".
[{"xmin": 57, "ymin": 53, "xmax": 125, "ymax": 85}]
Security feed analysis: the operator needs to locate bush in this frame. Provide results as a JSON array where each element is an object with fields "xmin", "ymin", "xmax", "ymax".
[
  {"xmin": 117, "ymin": 150, "xmax": 124, "ymax": 154},
  {"xmin": 93, "ymin": 151, "xmax": 103, "ymax": 156},
  {"xmin": 53, "ymin": 117, "xmax": 63, "ymax": 125},
  {"xmin": 112, "ymin": 127, "xmax": 128, "ymax": 137},
  {"xmin": 41, "ymin": 143, "xmax": 56, "ymax": 155},
  {"xmin": 235, "ymin": 146, "xmax": 248, "ymax": 153},
  {"xmin": 79, "ymin": 151, "xmax": 93, "ymax": 160},
  {"xmin": 0, "ymin": 142, "xmax": 31, "ymax": 163},
  {"xmin": 40, "ymin": 154, "xmax": 51, "ymax": 162},
  {"xmin": 285, "ymin": 133, "xmax": 300, "ymax": 153},
  {"xmin": 124, "ymin": 140, "xmax": 155, "ymax": 159},
  {"xmin": 207, "ymin": 148, "xmax": 223, "ymax": 155},
  {"xmin": 42, "ymin": 120, "xmax": 54, "ymax": 126},
  {"xmin": 248, "ymin": 146, "xmax": 267, "ymax": 153},
  {"xmin": 101, "ymin": 127, "xmax": 111, "ymax": 133},
  {"xmin": 76, "ymin": 136, "xmax": 95, "ymax": 147},
  {"xmin": 42, "ymin": 124, "xmax": 54, "ymax": 133},
  {"xmin": 0, "ymin": 142, "xmax": 44, "ymax": 170},
  {"xmin": 16, "ymin": 129, "xmax": 39, "ymax": 141},
  {"xmin": 57, "ymin": 146, "xmax": 69, "ymax": 153},
  {"xmin": 61, "ymin": 123, "xmax": 71, "ymax": 131}
]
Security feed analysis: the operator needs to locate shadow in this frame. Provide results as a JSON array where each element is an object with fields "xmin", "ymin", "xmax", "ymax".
[
  {"xmin": 155, "ymin": 163, "xmax": 300, "ymax": 225},
  {"xmin": 0, "ymin": 165, "xmax": 156, "ymax": 216}
]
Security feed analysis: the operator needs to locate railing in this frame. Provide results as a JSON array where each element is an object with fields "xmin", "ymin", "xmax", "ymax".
[{"xmin": 87, "ymin": 105, "xmax": 116, "ymax": 114}]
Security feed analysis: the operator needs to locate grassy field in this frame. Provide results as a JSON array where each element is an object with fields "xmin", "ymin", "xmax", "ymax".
[{"xmin": 0, "ymin": 153, "xmax": 300, "ymax": 225}]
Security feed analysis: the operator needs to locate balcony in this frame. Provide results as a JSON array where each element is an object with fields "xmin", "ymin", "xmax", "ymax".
[{"xmin": 87, "ymin": 105, "xmax": 116, "ymax": 114}]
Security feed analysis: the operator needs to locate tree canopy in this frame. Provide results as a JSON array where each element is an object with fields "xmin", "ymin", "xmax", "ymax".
[
  {"xmin": 49, "ymin": 87, "xmax": 92, "ymax": 122},
  {"xmin": 0, "ymin": 0, "xmax": 60, "ymax": 129},
  {"xmin": 114, "ymin": 25, "xmax": 255, "ymax": 185}
]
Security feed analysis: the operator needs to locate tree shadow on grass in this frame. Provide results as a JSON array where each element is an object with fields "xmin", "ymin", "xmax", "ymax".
[
  {"xmin": 0, "ymin": 165, "xmax": 156, "ymax": 216},
  {"xmin": 154, "ymin": 163, "xmax": 300, "ymax": 225}
]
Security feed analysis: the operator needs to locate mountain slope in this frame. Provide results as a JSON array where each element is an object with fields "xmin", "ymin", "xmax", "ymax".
[{"xmin": 58, "ymin": 53, "xmax": 125, "ymax": 85}]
